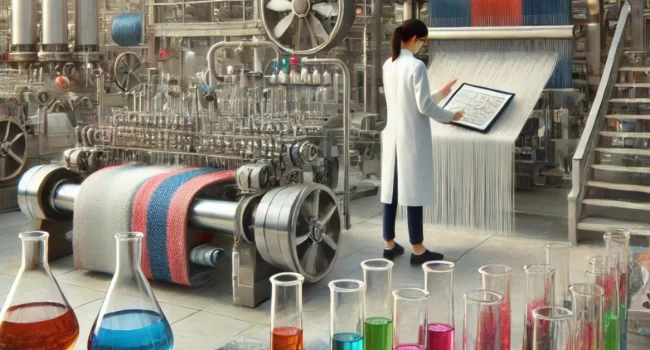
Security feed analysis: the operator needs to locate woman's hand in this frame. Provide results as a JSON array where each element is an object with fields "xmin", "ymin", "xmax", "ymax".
[
  {"xmin": 440, "ymin": 79, "xmax": 458, "ymax": 98},
  {"xmin": 452, "ymin": 111, "xmax": 464, "ymax": 121}
]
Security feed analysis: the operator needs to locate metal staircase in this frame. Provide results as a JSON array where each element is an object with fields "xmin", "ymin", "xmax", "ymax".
[{"xmin": 568, "ymin": 3, "xmax": 650, "ymax": 244}]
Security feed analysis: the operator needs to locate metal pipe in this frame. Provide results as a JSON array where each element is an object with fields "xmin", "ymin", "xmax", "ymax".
[
  {"xmin": 42, "ymin": 0, "xmax": 69, "ymax": 45},
  {"xmin": 75, "ymin": 0, "xmax": 99, "ymax": 49},
  {"xmin": 95, "ymin": 70, "xmax": 105, "ymax": 126},
  {"xmin": 206, "ymin": 41, "xmax": 281, "ymax": 87},
  {"xmin": 52, "ymin": 182, "xmax": 240, "ymax": 235},
  {"xmin": 302, "ymin": 58, "xmax": 351, "ymax": 230},
  {"xmin": 427, "ymin": 26, "xmax": 575, "ymax": 40},
  {"xmin": 11, "ymin": 0, "xmax": 37, "ymax": 46}
]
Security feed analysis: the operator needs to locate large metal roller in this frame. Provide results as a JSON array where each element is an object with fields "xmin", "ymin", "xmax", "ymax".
[{"xmin": 17, "ymin": 165, "xmax": 342, "ymax": 283}]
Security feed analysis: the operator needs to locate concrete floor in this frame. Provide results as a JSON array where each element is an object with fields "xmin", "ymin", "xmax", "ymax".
[{"xmin": 0, "ymin": 188, "xmax": 648, "ymax": 349}]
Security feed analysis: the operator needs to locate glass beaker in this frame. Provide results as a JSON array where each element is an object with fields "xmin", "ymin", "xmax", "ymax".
[
  {"xmin": 423, "ymin": 261, "xmax": 455, "ymax": 350},
  {"xmin": 88, "ymin": 233, "xmax": 173, "ymax": 350},
  {"xmin": 362, "ymin": 259, "xmax": 394, "ymax": 350},
  {"xmin": 570, "ymin": 283, "xmax": 604, "ymax": 350},
  {"xmin": 463, "ymin": 290, "xmax": 502, "ymax": 350},
  {"xmin": 531, "ymin": 306, "xmax": 573, "ymax": 350},
  {"xmin": 523, "ymin": 264, "xmax": 556, "ymax": 350},
  {"xmin": 392, "ymin": 288, "xmax": 429, "ymax": 350},
  {"xmin": 330, "ymin": 279, "xmax": 365, "ymax": 350},
  {"xmin": 0, "ymin": 231, "xmax": 79, "ymax": 350},
  {"xmin": 544, "ymin": 242, "xmax": 572, "ymax": 309},
  {"xmin": 604, "ymin": 229, "xmax": 630, "ymax": 350},
  {"xmin": 479, "ymin": 264, "xmax": 512, "ymax": 350},
  {"xmin": 588, "ymin": 255, "xmax": 620, "ymax": 350},
  {"xmin": 270, "ymin": 272, "xmax": 304, "ymax": 350}
]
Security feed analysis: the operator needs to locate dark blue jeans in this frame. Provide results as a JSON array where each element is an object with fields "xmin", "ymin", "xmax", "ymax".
[{"xmin": 383, "ymin": 165, "xmax": 424, "ymax": 245}]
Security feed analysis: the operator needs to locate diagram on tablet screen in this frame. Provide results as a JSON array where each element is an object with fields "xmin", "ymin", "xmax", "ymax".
[{"xmin": 444, "ymin": 84, "xmax": 514, "ymax": 131}]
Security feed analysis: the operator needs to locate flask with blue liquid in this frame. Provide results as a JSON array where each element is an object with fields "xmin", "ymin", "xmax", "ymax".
[{"xmin": 88, "ymin": 232, "xmax": 173, "ymax": 350}]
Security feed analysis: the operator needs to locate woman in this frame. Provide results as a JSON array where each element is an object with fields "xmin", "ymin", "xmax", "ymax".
[{"xmin": 381, "ymin": 19, "xmax": 463, "ymax": 265}]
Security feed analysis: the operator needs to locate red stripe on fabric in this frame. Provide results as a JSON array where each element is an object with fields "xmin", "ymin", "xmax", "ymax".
[
  {"xmin": 471, "ymin": 0, "xmax": 522, "ymax": 26},
  {"xmin": 166, "ymin": 170, "xmax": 235, "ymax": 285},
  {"xmin": 131, "ymin": 168, "xmax": 195, "ymax": 279}
]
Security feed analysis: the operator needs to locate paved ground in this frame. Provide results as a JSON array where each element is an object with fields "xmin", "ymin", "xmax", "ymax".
[{"xmin": 0, "ymin": 188, "xmax": 648, "ymax": 349}]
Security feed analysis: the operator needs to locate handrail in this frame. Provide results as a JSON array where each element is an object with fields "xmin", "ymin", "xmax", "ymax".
[{"xmin": 568, "ymin": 2, "xmax": 631, "ymax": 244}]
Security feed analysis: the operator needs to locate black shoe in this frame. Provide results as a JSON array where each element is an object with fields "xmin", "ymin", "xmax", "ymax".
[
  {"xmin": 410, "ymin": 250, "xmax": 444, "ymax": 266},
  {"xmin": 383, "ymin": 243, "xmax": 405, "ymax": 260}
]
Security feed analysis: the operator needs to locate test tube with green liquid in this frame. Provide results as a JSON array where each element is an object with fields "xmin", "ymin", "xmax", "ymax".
[{"xmin": 361, "ymin": 259, "xmax": 394, "ymax": 350}]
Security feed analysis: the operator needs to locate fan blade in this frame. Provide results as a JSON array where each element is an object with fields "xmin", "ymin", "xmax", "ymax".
[
  {"xmin": 309, "ymin": 14, "xmax": 329, "ymax": 43},
  {"xmin": 267, "ymin": 0, "xmax": 292, "ymax": 12},
  {"xmin": 274, "ymin": 12, "xmax": 295, "ymax": 38},
  {"xmin": 312, "ymin": 3, "xmax": 338, "ymax": 17}
]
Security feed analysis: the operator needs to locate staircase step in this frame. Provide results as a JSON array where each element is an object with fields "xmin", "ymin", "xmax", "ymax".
[
  {"xmin": 606, "ymin": 114, "xmax": 650, "ymax": 120},
  {"xmin": 583, "ymin": 198, "xmax": 650, "ymax": 211},
  {"xmin": 609, "ymin": 98, "xmax": 650, "ymax": 104},
  {"xmin": 596, "ymin": 147, "xmax": 650, "ymax": 156},
  {"xmin": 592, "ymin": 164, "xmax": 650, "ymax": 174},
  {"xmin": 619, "ymin": 67, "xmax": 650, "ymax": 72},
  {"xmin": 587, "ymin": 181, "xmax": 650, "ymax": 194},
  {"xmin": 578, "ymin": 216, "xmax": 650, "ymax": 236},
  {"xmin": 614, "ymin": 83, "xmax": 650, "ymax": 88},
  {"xmin": 600, "ymin": 131, "xmax": 650, "ymax": 138}
]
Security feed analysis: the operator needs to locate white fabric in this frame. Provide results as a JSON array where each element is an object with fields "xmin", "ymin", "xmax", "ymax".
[{"xmin": 380, "ymin": 49, "xmax": 455, "ymax": 206}]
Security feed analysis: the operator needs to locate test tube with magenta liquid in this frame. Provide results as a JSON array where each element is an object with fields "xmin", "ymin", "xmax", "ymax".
[
  {"xmin": 270, "ymin": 272, "xmax": 305, "ymax": 350},
  {"xmin": 423, "ymin": 261, "xmax": 455, "ymax": 350},
  {"xmin": 362, "ymin": 258, "xmax": 394, "ymax": 350},
  {"xmin": 393, "ymin": 288, "xmax": 429, "ymax": 350},
  {"xmin": 330, "ymin": 279, "xmax": 365, "ymax": 350}
]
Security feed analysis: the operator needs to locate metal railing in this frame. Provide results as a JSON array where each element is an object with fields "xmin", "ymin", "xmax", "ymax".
[{"xmin": 567, "ymin": 2, "xmax": 631, "ymax": 244}]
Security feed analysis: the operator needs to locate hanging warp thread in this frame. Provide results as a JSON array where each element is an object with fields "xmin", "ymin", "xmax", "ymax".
[
  {"xmin": 401, "ymin": 42, "xmax": 560, "ymax": 235},
  {"xmin": 111, "ymin": 13, "xmax": 143, "ymax": 47}
]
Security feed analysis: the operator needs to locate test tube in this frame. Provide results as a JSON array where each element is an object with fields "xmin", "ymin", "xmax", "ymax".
[
  {"xmin": 423, "ymin": 261, "xmax": 455, "ymax": 350},
  {"xmin": 463, "ymin": 290, "xmax": 502, "ymax": 350},
  {"xmin": 270, "ymin": 272, "xmax": 304, "ymax": 350},
  {"xmin": 604, "ymin": 229, "xmax": 630, "ymax": 350},
  {"xmin": 330, "ymin": 279, "xmax": 365, "ymax": 350},
  {"xmin": 523, "ymin": 264, "xmax": 556, "ymax": 350},
  {"xmin": 479, "ymin": 264, "xmax": 512, "ymax": 350},
  {"xmin": 587, "ymin": 256, "xmax": 620, "ymax": 350},
  {"xmin": 393, "ymin": 288, "xmax": 429, "ymax": 350},
  {"xmin": 532, "ymin": 306, "xmax": 573, "ymax": 350},
  {"xmin": 544, "ymin": 242, "xmax": 572, "ymax": 309},
  {"xmin": 570, "ymin": 283, "xmax": 604, "ymax": 350},
  {"xmin": 362, "ymin": 259, "xmax": 394, "ymax": 350}
]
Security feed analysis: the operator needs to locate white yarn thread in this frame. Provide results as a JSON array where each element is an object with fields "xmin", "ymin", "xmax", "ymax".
[{"xmin": 402, "ymin": 40, "xmax": 562, "ymax": 235}]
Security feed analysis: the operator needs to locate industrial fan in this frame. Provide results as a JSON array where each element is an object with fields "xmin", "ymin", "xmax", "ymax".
[{"xmin": 261, "ymin": 0, "xmax": 356, "ymax": 55}]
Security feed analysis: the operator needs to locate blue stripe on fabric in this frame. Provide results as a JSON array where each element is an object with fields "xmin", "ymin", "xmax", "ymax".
[
  {"xmin": 522, "ymin": 0, "xmax": 571, "ymax": 26},
  {"xmin": 146, "ymin": 168, "xmax": 215, "ymax": 283}
]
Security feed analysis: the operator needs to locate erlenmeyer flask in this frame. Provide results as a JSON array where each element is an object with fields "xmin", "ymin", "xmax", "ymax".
[
  {"xmin": 270, "ymin": 272, "xmax": 304, "ymax": 350},
  {"xmin": 0, "ymin": 231, "xmax": 79, "ymax": 350},
  {"xmin": 88, "ymin": 232, "xmax": 173, "ymax": 350}
]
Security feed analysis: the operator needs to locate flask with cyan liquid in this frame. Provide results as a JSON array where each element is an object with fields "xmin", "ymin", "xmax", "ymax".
[
  {"xmin": 88, "ymin": 232, "xmax": 173, "ymax": 350},
  {"xmin": 0, "ymin": 231, "xmax": 80, "ymax": 350}
]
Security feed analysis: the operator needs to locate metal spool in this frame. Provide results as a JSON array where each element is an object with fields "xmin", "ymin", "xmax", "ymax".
[
  {"xmin": 0, "ymin": 118, "xmax": 28, "ymax": 184},
  {"xmin": 113, "ymin": 52, "xmax": 144, "ymax": 92},
  {"xmin": 261, "ymin": 0, "xmax": 356, "ymax": 55},
  {"xmin": 254, "ymin": 183, "xmax": 340, "ymax": 282}
]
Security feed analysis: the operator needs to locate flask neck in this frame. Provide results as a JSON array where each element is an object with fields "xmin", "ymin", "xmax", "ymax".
[
  {"xmin": 115, "ymin": 235, "xmax": 143, "ymax": 276},
  {"xmin": 20, "ymin": 234, "xmax": 49, "ymax": 271}
]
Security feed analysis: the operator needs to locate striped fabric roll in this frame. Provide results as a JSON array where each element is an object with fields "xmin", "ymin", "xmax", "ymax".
[{"xmin": 132, "ymin": 169, "xmax": 236, "ymax": 286}]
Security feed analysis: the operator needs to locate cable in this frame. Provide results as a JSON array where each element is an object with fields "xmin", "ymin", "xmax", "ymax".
[{"xmin": 111, "ymin": 13, "xmax": 143, "ymax": 47}]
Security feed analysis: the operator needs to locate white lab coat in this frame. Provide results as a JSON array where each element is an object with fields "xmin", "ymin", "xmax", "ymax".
[{"xmin": 380, "ymin": 49, "xmax": 455, "ymax": 206}]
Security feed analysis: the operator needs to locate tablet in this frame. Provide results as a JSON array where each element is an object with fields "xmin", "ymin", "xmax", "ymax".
[{"xmin": 442, "ymin": 83, "xmax": 515, "ymax": 133}]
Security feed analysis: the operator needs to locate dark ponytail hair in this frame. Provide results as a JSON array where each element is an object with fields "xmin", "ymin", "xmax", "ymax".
[{"xmin": 391, "ymin": 19, "xmax": 429, "ymax": 61}]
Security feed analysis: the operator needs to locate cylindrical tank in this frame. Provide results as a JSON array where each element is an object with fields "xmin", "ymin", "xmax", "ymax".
[
  {"xmin": 75, "ymin": 0, "xmax": 99, "ymax": 49},
  {"xmin": 11, "ymin": 0, "xmax": 38, "ymax": 47},
  {"xmin": 42, "ymin": 0, "xmax": 69, "ymax": 45}
]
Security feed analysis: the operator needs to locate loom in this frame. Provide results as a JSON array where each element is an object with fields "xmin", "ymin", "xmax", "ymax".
[{"xmin": 0, "ymin": 0, "xmax": 641, "ymax": 307}]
